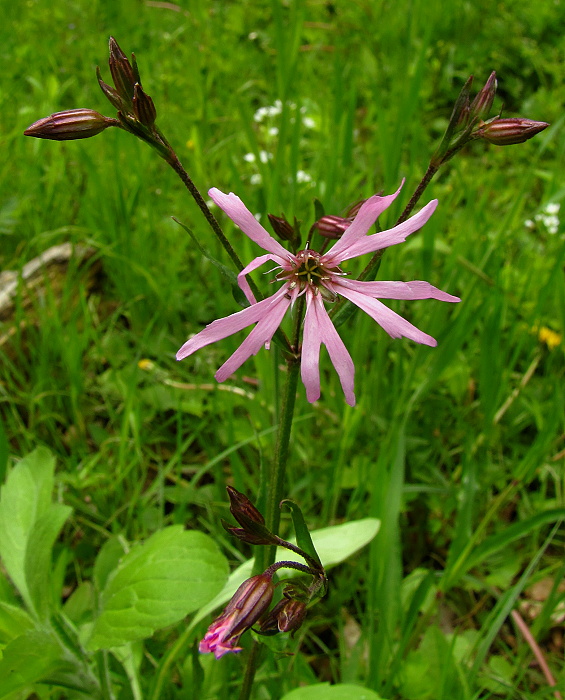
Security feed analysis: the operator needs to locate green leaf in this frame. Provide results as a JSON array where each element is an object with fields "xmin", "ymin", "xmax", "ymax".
[
  {"xmin": 193, "ymin": 518, "xmax": 380, "ymax": 626},
  {"xmin": 481, "ymin": 656, "xmax": 515, "ymax": 694},
  {"xmin": 93, "ymin": 536, "xmax": 128, "ymax": 593},
  {"xmin": 172, "ymin": 217, "xmax": 247, "ymax": 307},
  {"xmin": 281, "ymin": 683, "xmax": 385, "ymax": 699},
  {"xmin": 87, "ymin": 526, "xmax": 229, "ymax": 650},
  {"xmin": 0, "ymin": 419, "xmax": 7, "ymax": 486},
  {"xmin": 281, "ymin": 500, "xmax": 322, "ymax": 568},
  {"xmin": 312, "ymin": 198, "xmax": 325, "ymax": 222},
  {"xmin": 0, "ymin": 629, "xmax": 71, "ymax": 697},
  {"xmin": 63, "ymin": 581, "xmax": 95, "ymax": 626},
  {"xmin": 444, "ymin": 507, "xmax": 565, "ymax": 589},
  {"xmin": 0, "ymin": 447, "xmax": 61, "ymax": 612},
  {"xmin": 0, "ymin": 601, "xmax": 34, "ymax": 644},
  {"xmin": 25, "ymin": 504, "xmax": 72, "ymax": 619}
]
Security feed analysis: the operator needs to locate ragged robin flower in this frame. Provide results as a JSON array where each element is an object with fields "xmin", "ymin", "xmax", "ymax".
[
  {"xmin": 199, "ymin": 573, "xmax": 274, "ymax": 659},
  {"xmin": 177, "ymin": 184, "xmax": 460, "ymax": 406}
]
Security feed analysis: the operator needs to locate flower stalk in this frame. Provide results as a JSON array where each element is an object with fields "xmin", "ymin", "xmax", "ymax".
[
  {"xmin": 329, "ymin": 71, "xmax": 548, "ymax": 323},
  {"xmin": 256, "ymin": 317, "xmax": 302, "ymax": 574}
]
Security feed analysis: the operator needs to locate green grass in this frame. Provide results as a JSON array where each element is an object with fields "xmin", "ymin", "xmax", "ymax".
[{"xmin": 1, "ymin": 0, "xmax": 564, "ymax": 698}]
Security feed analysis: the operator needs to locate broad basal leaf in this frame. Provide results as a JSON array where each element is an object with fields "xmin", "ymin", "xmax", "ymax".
[
  {"xmin": 0, "ymin": 447, "xmax": 67, "ymax": 614},
  {"xmin": 87, "ymin": 526, "xmax": 229, "ymax": 650},
  {"xmin": 282, "ymin": 683, "xmax": 386, "ymax": 699},
  {"xmin": 0, "ymin": 629, "xmax": 73, "ymax": 697}
]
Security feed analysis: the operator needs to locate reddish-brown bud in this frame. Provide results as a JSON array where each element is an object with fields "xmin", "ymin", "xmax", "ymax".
[
  {"xmin": 312, "ymin": 199, "xmax": 366, "ymax": 239},
  {"xmin": 24, "ymin": 109, "xmax": 116, "ymax": 141},
  {"xmin": 469, "ymin": 71, "xmax": 497, "ymax": 122},
  {"xmin": 313, "ymin": 214, "xmax": 353, "ymax": 239},
  {"xmin": 258, "ymin": 597, "xmax": 308, "ymax": 635},
  {"xmin": 97, "ymin": 66, "xmax": 127, "ymax": 112},
  {"xmin": 199, "ymin": 574, "xmax": 274, "ymax": 658},
  {"xmin": 108, "ymin": 37, "xmax": 137, "ymax": 108},
  {"xmin": 221, "ymin": 521, "xmax": 273, "ymax": 545},
  {"xmin": 226, "ymin": 485, "xmax": 265, "ymax": 527},
  {"xmin": 478, "ymin": 117, "xmax": 549, "ymax": 145},
  {"xmin": 276, "ymin": 599, "xmax": 308, "ymax": 633},
  {"xmin": 133, "ymin": 83, "xmax": 157, "ymax": 127},
  {"xmin": 268, "ymin": 214, "xmax": 296, "ymax": 242}
]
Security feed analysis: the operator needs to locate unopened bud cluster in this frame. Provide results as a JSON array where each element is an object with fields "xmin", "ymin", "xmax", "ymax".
[
  {"xmin": 433, "ymin": 71, "xmax": 549, "ymax": 166},
  {"xmin": 24, "ymin": 38, "xmax": 165, "ymax": 156},
  {"xmin": 200, "ymin": 487, "xmax": 327, "ymax": 659},
  {"xmin": 97, "ymin": 37, "xmax": 157, "ymax": 129}
]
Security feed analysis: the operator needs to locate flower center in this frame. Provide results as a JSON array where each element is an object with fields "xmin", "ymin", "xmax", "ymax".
[
  {"xmin": 276, "ymin": 249, "xmax": 343, "ymax": 301},
  {"xmin": 294, "ymin": 249, "xmax": 326, "ymax": 286}
]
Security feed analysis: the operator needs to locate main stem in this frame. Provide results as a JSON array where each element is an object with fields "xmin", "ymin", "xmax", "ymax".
[
  {"xmin": 257, "ymin": 356, "xmax": 301, "ymax": 573},
  {"xmin": 151, "ymin": 136, "xmax": 294, "ymax": 356},
  {"xmin": 240, "ymin": 301, "xmax": 303, "ymax": 700},
  {"xmin": 164, "ymin": 151, "xmax": 245, "ymax": 273}
]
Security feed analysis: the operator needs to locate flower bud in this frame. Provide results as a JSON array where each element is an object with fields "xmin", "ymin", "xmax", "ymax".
[
  {"xmin": 469, "ymin": 71, "xmax": 497, "ymax": 122},
  {"xmin": 133, "ymin": 83, "xmax": 157, "ymax": 127},
  {"xmin": 24, "ymin": 109, "xmax": 116, "ymax": 141},
  {"xmin": 108, "ymin": 36, "xmax": 137, "ymax": 108},
  {"xmin": 312, "ymin": 200, "xmax": 365, "ymax": 239},
  {"xmin": 313, "ymin": 214, "xmax": 353, "ymax": 239},
  {"xmin": 224, "ymin": 486, "xmax": 276, "ymax": 545},
  {"xmin": 258, "ymin": 597, "xmax": 308, "ymax": 635},
  {"xmin": 268, "ymin": 213, "xmax": 296, "ymax": 242},
  {"xmin": 226, "ymin": 485, "xmax": 265, "ymax": 527},
  {"xmin": 199, "ymin": 574, "xmax": 275, "ymax": 659},
  {"xmin": 447, "ymin": 74, "xmax": 474, "ymax": 130},
  {"xmin": 97, "ymin": 66, "xmax": 127, "ymax": 112},
  {"xmin": 276, "ymin": 599, "xmax": 308, "ymax": 633},
  {"xmin": 478, "ymin": 118, "xmax": 549, "ymax": 145}
]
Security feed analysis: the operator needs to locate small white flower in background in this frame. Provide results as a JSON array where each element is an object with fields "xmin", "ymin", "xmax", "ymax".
[
  {"xmin": 243, "ymin": 153, "xmax": 256, "ymax": 163},
  {"xmin": 296, "ymin": 170, "xmax": 313, "ymax": 184},
  {"xmin": 526, "ymin": 202, "xmax": 561, "ymax": 235},
  {"xmin": 253, "ymin": 107, "xmax": 269, "ymax": 122},
  {"xmin": 250, "ymin": 173, "xmax": 262, "ymax": 185},
  {"xmin": 259, "ymin": 150, "xmax": 272, "ymax": 163},
  {"xmin": 302, "ymin": 116, "xmax": 316, "ymax": 130}
]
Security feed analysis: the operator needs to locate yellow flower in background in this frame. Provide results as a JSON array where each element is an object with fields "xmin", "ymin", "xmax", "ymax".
[{"xmin": 537, "ymin": 326, "xmax": 562, "ymax": 350}]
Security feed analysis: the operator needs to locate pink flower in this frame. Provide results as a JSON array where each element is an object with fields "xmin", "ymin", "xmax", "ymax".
[
  {"xmin": 177, "ymin": 184, "xmax": 460, "ymax": 406},
  {"xmin": 199, "ymin": 574, "xmax": 274, "ymax": 659}
]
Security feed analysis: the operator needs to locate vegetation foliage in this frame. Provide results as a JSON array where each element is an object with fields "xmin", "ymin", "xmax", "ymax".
[{"xmin": 0, "ymin": 0, "xmax": 564, "ymax": 698}]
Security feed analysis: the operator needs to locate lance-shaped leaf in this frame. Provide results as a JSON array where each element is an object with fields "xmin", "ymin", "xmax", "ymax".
[{"xmin": 280, "ymin": 499, "xmax": 322, "ymax": 570}]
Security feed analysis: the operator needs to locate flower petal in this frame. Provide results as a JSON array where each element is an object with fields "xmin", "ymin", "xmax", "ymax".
[
  {"xmin": 211, "ymin": 641, "xmax": 243, "ymax": 659},
  {"xmin": 237, "ymin": 253, "xmax": 280, "ymax": 305},
  {"xmin": 337, "ymin": 284, "xmax": 437, "ymax": 346},
  {"xmin": 302, "ymin": 292, "xmax": 356, "ymax": 406},
  {"xmin": 332, "ymin": 200, "xmax": 438, "ymax": 262},
  {"xmin": 337, "ymin": 278, "xmax": 460, "ymax": 303},
  {"xmin": 215, "ymin": 289, "xmax": 291, "ymax": 381},
  {"xmin": 176, "ymin": 287, "xmax": 288, "ymax": 361},
  {"xmin": 209, "ymin": 188, "xmax": 291, "ymax": 259},
  {"xmin": 324, "ymin": 182, "xmax": 403, "ymax": 263}
]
